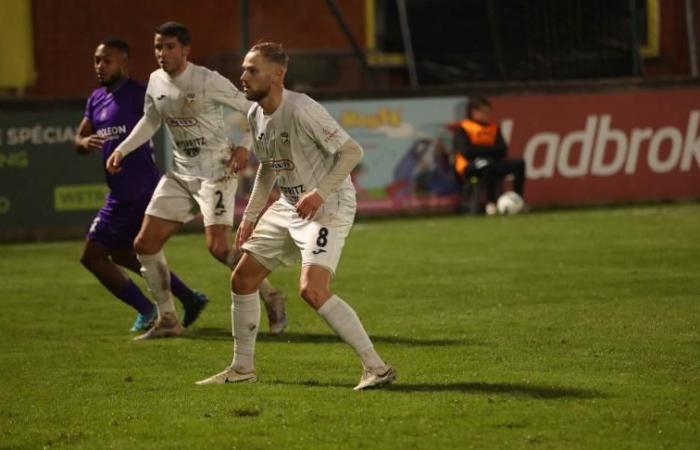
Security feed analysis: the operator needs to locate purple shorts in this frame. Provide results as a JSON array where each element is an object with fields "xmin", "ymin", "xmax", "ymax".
[{"xmin": 87, "ymin": 199, "xmax": 148, "ymax": 251}]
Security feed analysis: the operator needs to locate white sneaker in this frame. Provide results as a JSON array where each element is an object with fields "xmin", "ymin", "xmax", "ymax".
[
  {"xmin": 195, "ymin": 367, "xmax": 257, "ymax": 385},
  {"xmin": 353, "ymin": 365, "xmax": 396, "ymax": 391},
  {"xmin": 485, "ymin": 202, "xmax": 498, "ymax": 216},
  {"xmin": 133, "ymin": 311, "xmax": 183, "ymax": 340},
  {"xmin": 262, "ymin": 291, "xmax": 288, "ymax": 335}
]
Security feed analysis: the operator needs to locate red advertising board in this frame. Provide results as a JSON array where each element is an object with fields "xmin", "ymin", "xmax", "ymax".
[{"xmin": 492, "ymin": 88, "xmax": 700, "ymax": 206}]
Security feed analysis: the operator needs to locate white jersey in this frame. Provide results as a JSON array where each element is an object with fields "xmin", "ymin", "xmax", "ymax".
[
  {"xmin": 144, "ymin": 63, "xmax": 253, "ymax": 180},
  {"xmin": 248, "ymin": 89, "xmax": 355, "ymax": 205}
]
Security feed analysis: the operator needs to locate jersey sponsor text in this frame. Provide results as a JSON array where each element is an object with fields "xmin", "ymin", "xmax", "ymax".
[
  {"xmin": 176, "ymin": 137, "xmax": 207, "ymax": 157},
  {"xmin": 280, "ymin": 184, "xmax": 306, "ymax": 202},
  {"xmin": 166, "ymin": 118, "xmax": 198, "ymax": 127},
  {"xmin": 269, "ymin": 159, "xmax": 295, "ymax": 171}
]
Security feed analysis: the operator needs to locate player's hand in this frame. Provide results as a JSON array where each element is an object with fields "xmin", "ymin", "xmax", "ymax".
[
  {"xmin": 295, "ymin": 189, "xmax": 325, "ymax": 220},
  {"xmin": 227, "ymin": 146, "xmax": 249, "ymax": 174},
  {"xmin": 105, "ymin": 149, "xmax": 124, "ymax": 174},
  {"xmin": 80, "ymin": 134, "xmax": 106, "ymax": 152},
  {"xmin": 235, "ymin": 220, "xmax": 255, "ymax": 250}
]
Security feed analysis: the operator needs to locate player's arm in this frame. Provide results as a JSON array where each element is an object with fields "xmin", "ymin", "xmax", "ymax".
[
  {"xmin": 236, "ymin": 162, "xmax": 276, "ymax": 249},
  {"xmin": 105, "ymin": 90, "xmax": 161, "ymax": 173},
  {"xmin": 225, "ymin": 144, "xmax": 249, "ymax": 174},
  {"xmin": 293, "ymin": 100, "xmax": 358, "ymax": 218},
  {"xmin": 74, "ymin": 117, "xmax": 105, "ymax": 154},
  {"xmin": 294, "ymin": 138, "xmax": 363, "ymax": 219},
  {"xmin": 210, "ymin": 71, "xmax": 254, "ymax": 116},
  {"xmin": 209, "ymin": 72, "xmax": 253, "ymax": 168},
  {"xmin": 315, "ymin": 139, "xmax": 363, "ymax": 200}
]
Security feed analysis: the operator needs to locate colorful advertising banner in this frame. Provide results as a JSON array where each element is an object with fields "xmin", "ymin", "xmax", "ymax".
[
  {"xmin": 0, "ymin": 110, "xmax": 165, "ymax": 237},
  {"xmin": 320, "ymin": 87, "xmax": 700, "ymax": 213},
  {"xmin": 3, "ymin": 86, "xmax": 700, "ymax": 239},
  {"xmin": 324, "ymin": 97, "xmax": 465, "ymax": 214},
  {"xmin": 492, "ymin": 88, "xmax": 700, "ymax": 206}
]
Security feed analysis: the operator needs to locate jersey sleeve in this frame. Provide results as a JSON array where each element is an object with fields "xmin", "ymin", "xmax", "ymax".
[
  {"xmin": 143, "ymin": 81, "xmax": 161, "ymax": 124},
  {"xmin": 295, "ymin": 97, "xmax": 350, "ymax": 155},
  {"xmin": 242, "ymin": 162, "xmax": 276, "ymax": 223},
  {"xmin": 208, "ymin": 71, "xmax": 253, "ymax": 115},
  {"xmin": 209, "ymin": 72, "xmax": 253, "ymax": 149},
  {"xmin": 115, "ymin": 76, "xmax": 162, "ymax": 157},
  {"xmin": 83, "ymin": 95, "xmax": 93, "ymax": 123}
]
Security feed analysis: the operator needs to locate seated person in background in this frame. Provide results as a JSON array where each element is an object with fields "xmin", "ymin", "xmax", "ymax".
[{"xmin": 453, "ymin": 96, "xmax": 526, "ymax": 215}]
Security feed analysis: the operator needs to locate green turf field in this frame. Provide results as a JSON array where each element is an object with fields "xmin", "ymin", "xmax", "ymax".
[{"xmin": 1, "ymin": 204, "xmax": 698, "ymax": 449}]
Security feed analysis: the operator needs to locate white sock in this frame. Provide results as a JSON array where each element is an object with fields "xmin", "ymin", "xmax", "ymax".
[
  {"xmin": 137, "ymin": 251, "xmax": 175, "ymax": 318},
  {"xmin": 230, "ymin": 291, "xmax": 260, "ymax": 373},
  {"xmin": 317, "ymin": 295, "xmax": 385, "ymax": 370},
  {"xmin": 258, "ymin": 278, "xmax": 277, "ymax": 304}
]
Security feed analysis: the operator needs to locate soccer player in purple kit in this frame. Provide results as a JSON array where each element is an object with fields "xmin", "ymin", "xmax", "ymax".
[{"xmin": 75, "ymin": 37, "xmax": 208, "ymax": 332}]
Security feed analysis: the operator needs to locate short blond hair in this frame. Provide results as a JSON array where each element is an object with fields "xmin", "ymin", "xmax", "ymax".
[{"xmin": 250, "ymin": 42, "xmax": 289, "ymax": 68}]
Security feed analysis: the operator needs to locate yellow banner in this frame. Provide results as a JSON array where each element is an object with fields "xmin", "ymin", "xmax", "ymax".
[
  {"xmin": 54, "ymin": 185, "xmax": 109, "ymax": 211},
  {"xmin": 0, "ymin": 0, "xmax": 36, "ymax": 90}
]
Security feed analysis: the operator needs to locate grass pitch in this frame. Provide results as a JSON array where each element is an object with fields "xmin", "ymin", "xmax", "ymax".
[{"xmin": 1, "ymin": 204, "xmax": 698, "ymax": 449}]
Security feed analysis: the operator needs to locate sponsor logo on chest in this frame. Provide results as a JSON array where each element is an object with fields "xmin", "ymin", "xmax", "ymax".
[
  {"xmin": 96, "ymin": 125, "xmax": 127, "ymax": 139},
  {"xmin": 167, "ymin": 117, "xmax": 198, "ymax": 127},
  {"xmin": 176, "ymin": 137, "xmax": 207, "ymax": 157},
  {"xmin": 269, "ymin": 159, "xmax": 295, "ymax": 172}
]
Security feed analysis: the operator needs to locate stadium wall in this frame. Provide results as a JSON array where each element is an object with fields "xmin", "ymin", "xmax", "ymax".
[
  {"xmin": 17, "ymin": 0, "xmax": 699, "ymax": 97},
  {"xmin": 29, "ymin": 0, "xmax": 365, "ymax": 98},
  {"xmin": 1, "ymin": 82, "xmax": 700, "ymax": 241}
]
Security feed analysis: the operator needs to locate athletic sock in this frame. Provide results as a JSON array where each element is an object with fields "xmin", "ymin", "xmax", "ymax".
[
  {"xmin": 317, "ymin": 295, "xmax": 386, "ymax": 370},
  {"xmin": 137, "ymin": 251, "xmax": 175, "ymax": 318},
  {"xmin": 112, "ymin": 280, "xmax": 154, "ymax": 315},
  {"xmin": 170, "ymin": 272, "xmax": 195, "ymax": 307},
  {"xmin": 258, "ymin": 278, "xmax": 278, "ymax": 304},
  {"xmin": 230, "ymin": 291, "xmax": 261, "ymax": 373}
]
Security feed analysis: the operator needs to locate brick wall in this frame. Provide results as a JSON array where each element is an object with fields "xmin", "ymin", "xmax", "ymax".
[
  {"xmin": 643, "ymin": 0, "xmax": 691, "ymax": 76},
  {"xmin": 31, "ymin": 0, "xmax": 365, "ymax": 97}
]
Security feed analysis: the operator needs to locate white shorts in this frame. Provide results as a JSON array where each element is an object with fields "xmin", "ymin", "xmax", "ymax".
[
  {"xmin": 242, "ymin": 195, "xmax": 356, "ymax": 275},
  {"xmin": 145, "ymin": 171, "xmax": 238, "ymax": 227}
]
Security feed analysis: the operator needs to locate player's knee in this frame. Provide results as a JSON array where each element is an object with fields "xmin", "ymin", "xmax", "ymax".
[
  {"xmin": 133, "ymin": 235, "xmax": 159, "ymax": 255},
  {"xmin": 80, "ymin": 252, "xmax": 106, "ymax": 273},
  {"xmin": 299, "ymin": 283, "xmax": 330, "ymax": 307},
  {"xmin": 231, "ymin": 267, "xmax": 256, "ymax": 294},
  {"xmin": 207, "ymin": 242, "xmax": 229, "ymax": 264},
  {"xmin": 79, "ymin": 253, "xmax": 96, "ymax": 271}
]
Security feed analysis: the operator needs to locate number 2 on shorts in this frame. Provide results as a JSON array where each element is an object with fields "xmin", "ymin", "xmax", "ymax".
[{"xmin": 214, "ymin": 190, "xmax": 226, "ymax": 216}]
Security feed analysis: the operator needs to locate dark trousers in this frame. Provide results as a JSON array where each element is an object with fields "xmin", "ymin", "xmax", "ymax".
[{"xmin": 480, "ymin": 158, "xmax": 526, "ymax": 202}]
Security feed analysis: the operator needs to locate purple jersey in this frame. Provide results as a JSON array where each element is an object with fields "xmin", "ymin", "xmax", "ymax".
[
  {"xmin": 84, "ymin": 79, "xmax": 161, "ymax": 250},
  {"xmin": 85, "ymin": 78, "xmax": 160, "ymax": 203}
]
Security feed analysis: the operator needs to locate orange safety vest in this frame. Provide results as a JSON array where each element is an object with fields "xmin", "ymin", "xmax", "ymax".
[{"xmin": 454, "ymin": 119, "xmax": 499, "ymax": 176}]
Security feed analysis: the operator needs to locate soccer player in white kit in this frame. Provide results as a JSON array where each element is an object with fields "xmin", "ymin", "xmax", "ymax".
[
  {"xmin": 105, "ymin": 23, "xmax": 286, "ymax": 340},
  {"xmin": 196, "ymin": 42, "xmax": 395, "ymax": 390}
]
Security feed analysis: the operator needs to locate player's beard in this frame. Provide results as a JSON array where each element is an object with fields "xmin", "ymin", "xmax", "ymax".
[
  {"xmin": 99, "ymin": 71, "xmax": 124, "ymax": 88},
  {"xmin": 244, "ymin": 85, "xmax": 270, "ymax": 102}
]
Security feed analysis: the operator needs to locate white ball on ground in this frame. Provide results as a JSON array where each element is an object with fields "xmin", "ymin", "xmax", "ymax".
[{"xmin": 496, "ymin": 191, "xmax": 525, "ymax": 215}]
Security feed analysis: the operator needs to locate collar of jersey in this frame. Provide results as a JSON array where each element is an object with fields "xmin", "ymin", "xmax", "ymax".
[{"xmin": 166, "ymin": 62, "xmax": 192, "ymax": 81}]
